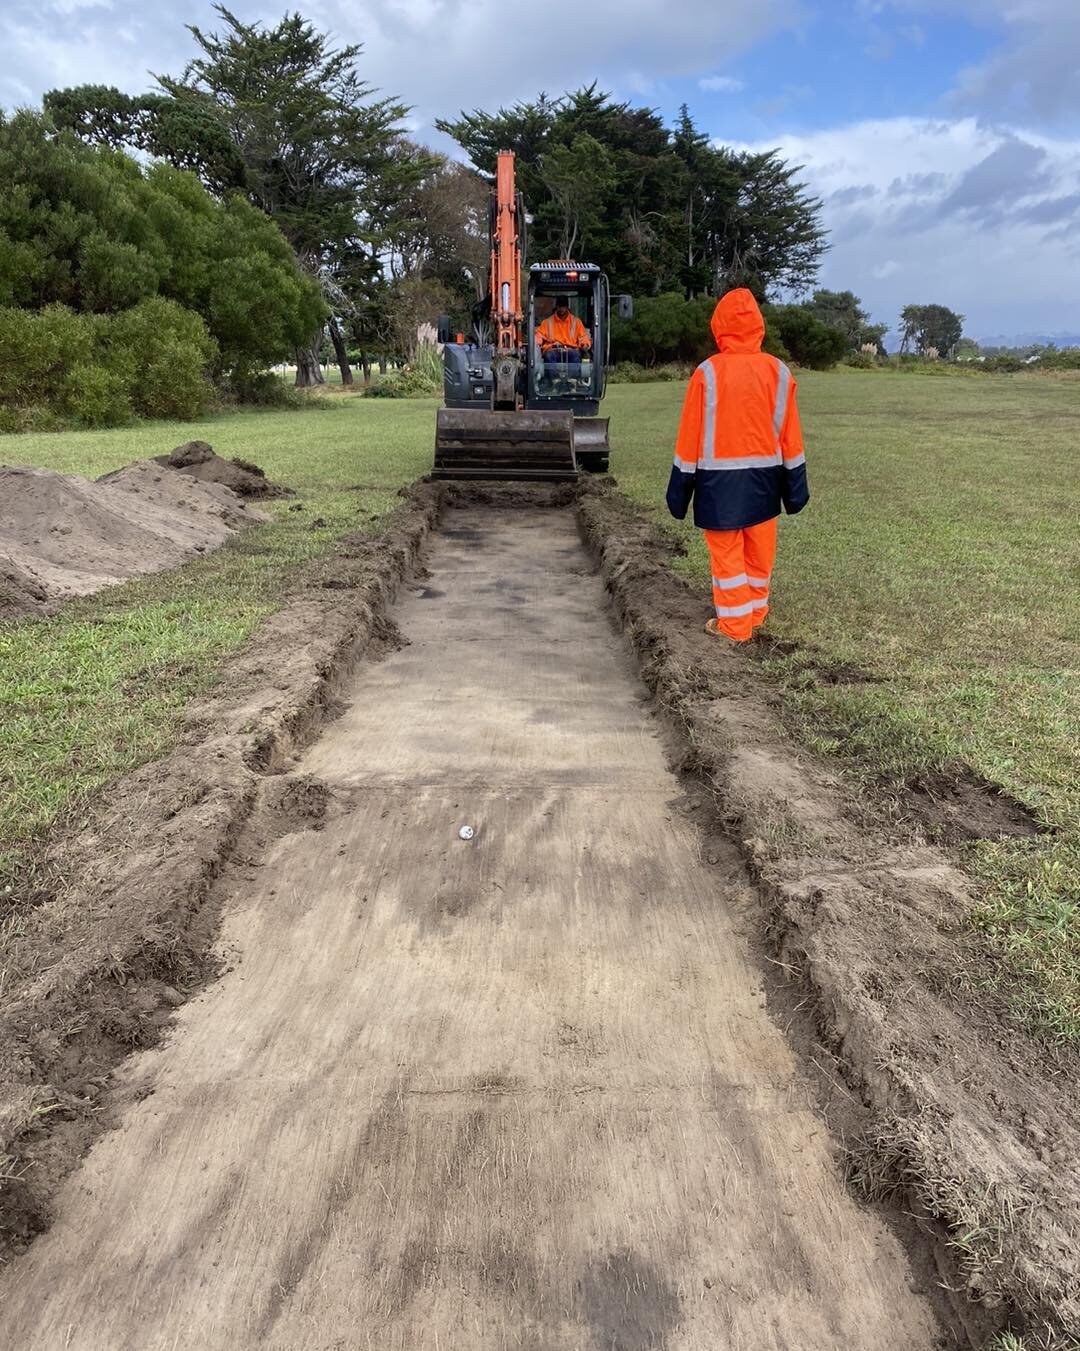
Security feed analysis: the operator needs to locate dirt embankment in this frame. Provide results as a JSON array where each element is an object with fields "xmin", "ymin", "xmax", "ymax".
[
  {"xmin": 576, "ymin": 479, "xmax": 1080, "ymax": 1349},
  {"xmin": 0, "ymin": 444, "xmax": 289, "ymax": 619},
  {"xmin": 0, "ymin": 482, "xmax": 442, "ymax": 1254}
]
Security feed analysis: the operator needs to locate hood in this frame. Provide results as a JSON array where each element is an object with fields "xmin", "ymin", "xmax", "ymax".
[{"xmin": 710, "ymin": 288, "xmax": 765, "ymax": 354}]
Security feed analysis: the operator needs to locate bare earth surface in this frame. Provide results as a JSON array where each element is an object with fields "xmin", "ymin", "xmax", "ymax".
[
  {"xmin": 0, "ymin": 509, "xmax": 942, "ymax": 1349},
  {"xmin": 0, "ymin": 460, "xmax": 265, "ymax": 616}
]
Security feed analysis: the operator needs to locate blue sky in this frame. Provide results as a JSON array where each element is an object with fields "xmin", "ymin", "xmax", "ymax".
[{"xmin": 2, "ymin": 0, "xmax": 1079, "ymax": 340}]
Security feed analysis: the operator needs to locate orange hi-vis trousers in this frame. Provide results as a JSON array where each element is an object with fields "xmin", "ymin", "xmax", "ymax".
[{"xmin": 704, "ymin": 518, "xmax": 777, "ymax": 641}]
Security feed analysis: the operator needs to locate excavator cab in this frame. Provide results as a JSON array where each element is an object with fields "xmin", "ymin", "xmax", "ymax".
[{"xmin": 524, "ymin": 263, "xmax": 611, "ymax": 473}]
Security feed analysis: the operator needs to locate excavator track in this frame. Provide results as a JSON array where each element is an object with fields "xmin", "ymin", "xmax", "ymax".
[{"xmin": 434, "ymin": 408, "xmax": 577, "ymax": 480}]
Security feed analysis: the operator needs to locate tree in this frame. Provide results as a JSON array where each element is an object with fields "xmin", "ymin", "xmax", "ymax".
[
  {"xmin": 0, "ymin": 109, "xmax": 323, "ymax": 387},
  {"xmin": 48, "ymin": 7, "xmax": 415, "ymax": 386},
  {"xmin": 437, "ymin": 90, "xmax": 827, "ymax": 302},
  {"xmin": 538, "ymin": 134, "xmax": 616, "ymax": 259},
  {"xmin": 899, "ymin": 303, "xmax": 965, "ymax": 358},
  {"xmin": 800, "ymin": 289, "xmax": 886, "ymax": 352}
]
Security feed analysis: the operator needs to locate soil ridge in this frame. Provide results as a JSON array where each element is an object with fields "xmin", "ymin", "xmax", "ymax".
[
  {"xmin": 0, "ymin": 482, "xmax": 441, "ymax": 1253},
  {"xmin": 576, "ymin": 479, "xmax": 1080, "ymax": 1348}
]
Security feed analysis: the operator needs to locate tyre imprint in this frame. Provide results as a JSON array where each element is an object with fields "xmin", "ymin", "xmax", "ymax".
[{"xmin": 0, "ymin": 508, "xmax": 942, "ymax": 1350}]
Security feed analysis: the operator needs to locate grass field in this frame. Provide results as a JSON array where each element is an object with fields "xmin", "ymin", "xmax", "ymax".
[{"xmin": 2, "ymin": 373, "xmax": 1078, "ymax": 1039}]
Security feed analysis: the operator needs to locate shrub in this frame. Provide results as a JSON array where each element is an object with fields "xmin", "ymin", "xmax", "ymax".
[
  {"xmin": 611, "ymin": 293, "xmax": 715, "ymax": 366},
  {"xmin": 608, "ymin": 361, "xmax": 692, "ymax": 384},
  {"xmin": 0, "ymin": 296, "xmax": 216, "ymax": 428},
  {"xmin": 225, "ymin": 371, "xmax": 313, "ymax": 407},
  {"xmin": 0, "ymin": 304, "xmax": 94, "ymax": 404},
  {"xmin": 1036, "ymin": 349, "xmax": 1080, "ymax": 371},
  {"xmin": 761, "ymin": 305, "xmax": 847, "ymax": 370},
  {"xmin": 102, "ymin": 297, "xmax": 216, "ymax": 419},
  {"xmin": 0, "ymin": 110, "xmax": 326, "ymax": 399},
  {"xmin": 61, "ymin": 362, "xmax": 133, "ymax": 426}
]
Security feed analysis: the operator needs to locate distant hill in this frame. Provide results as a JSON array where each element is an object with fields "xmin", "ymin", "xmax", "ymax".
[
  {"xmin": 975, "ymin": 332, "xmax": 1080, "ymax": 350},
  {"xmin": 879, "ymin": 329, "xmax": 1080, "ymax": 354}
]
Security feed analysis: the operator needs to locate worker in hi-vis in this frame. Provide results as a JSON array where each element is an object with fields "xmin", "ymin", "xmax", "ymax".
[
  {"xmin": 537, "ymin": 297, "xmax": 592, "ymax": 362},
  {"xmin": 666, "ymin": 288, "xmax": 808, "ymax": 641}
]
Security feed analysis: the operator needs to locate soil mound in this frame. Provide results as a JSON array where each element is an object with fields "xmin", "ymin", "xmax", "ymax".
[
  {"xmin": 0, "ymin": 557, "xmax": 50, "ymax": 621},
  {"xmin": 0, "ymin": 462, "xmax": 267, "ymax": 617},
  {"xmin": 153, "ymin": 441, "xmax": 293, "ymax": 499}
]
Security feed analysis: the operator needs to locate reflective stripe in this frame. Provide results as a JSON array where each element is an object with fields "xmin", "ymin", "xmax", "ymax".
[
  {"xmin": 699, "ymin": 358, "xmax": 718, "ymax": 462},
  {"xmin": 746, "ymin": 575, "xmax": 770, "ymax": 587},
  {"xmin": 712, "ymin": 573, "xmax": 748, "ymax": 591},
  {"xmin": 773, "ymin": 361, "xmax": 792, "ymax": 440},
  {"xmin": 673, "ymin": 454, "xmax": 696, "ymax": 473},
  {"xmin": 751, "ymin": 598, "xmax": 769, "ymax": 610},
  {"xmin": 715, "ymin": 600, "xmax": 756, "ymax": 618},
  {"xmin": 784, "ymin": 452, "xmax": 806, "ymax": 468},
  {"xmin": 705, "ymin": 453, "xmax": 782, "ymax": 470}
]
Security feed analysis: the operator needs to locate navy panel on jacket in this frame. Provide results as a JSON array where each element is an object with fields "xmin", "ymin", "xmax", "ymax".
[{"xmin": 666, "ymin": 462, "xmax": 809, "ymax": 531}]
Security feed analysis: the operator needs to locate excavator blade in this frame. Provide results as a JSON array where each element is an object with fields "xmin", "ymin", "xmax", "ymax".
[
  {"xmin": 572, "ymin": 417, "xmax": 610, "ymax": 474},
  {"xmin": 433, "ymin": 408, "xmax": 577, "ymax": 480}
]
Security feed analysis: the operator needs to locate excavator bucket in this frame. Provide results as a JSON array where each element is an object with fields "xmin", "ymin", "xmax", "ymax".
[
  {"xmin": 433, "ymin": 408, "xmax": 577, "ymax": 480},
  {"xmin": 572, "ymin": 417, "xmax": 610, "ymax": 474}
]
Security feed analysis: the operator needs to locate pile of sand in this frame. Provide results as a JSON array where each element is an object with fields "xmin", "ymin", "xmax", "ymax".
[
  {"xmin": 0, "ymin": 458, "xmax": 269, "ymax": 619},
  {"xmin": 151, "ymin": 441, "xmax": 293, "ymax": 499}
]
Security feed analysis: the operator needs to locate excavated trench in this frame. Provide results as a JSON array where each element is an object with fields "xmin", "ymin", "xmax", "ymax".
[{"xmin": 0, "ymin": 493, "xmax": 954, "ymax": 1350}]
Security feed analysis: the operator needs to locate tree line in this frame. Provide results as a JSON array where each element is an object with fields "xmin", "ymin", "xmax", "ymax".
[{"xmin": 0, "ymin": 4, "xmax": 968, "ymax": 427}]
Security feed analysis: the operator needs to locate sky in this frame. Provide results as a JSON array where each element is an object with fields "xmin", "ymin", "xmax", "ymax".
[{"xmin": 2, "ymin": 0, "xmax": 1079, "ymax": 340}]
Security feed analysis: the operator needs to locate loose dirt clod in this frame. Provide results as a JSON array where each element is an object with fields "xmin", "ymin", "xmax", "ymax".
[
  {"xmin": 153, "ymin": 440, "xmax": 294, "ymax": 499},
  {"xmin": 903, "ymin": 768, "xmax": 1044, "ymax": 842},
  {"xmin": 0, "ymin": 461, "xmax": 267, "ymax": 616}
]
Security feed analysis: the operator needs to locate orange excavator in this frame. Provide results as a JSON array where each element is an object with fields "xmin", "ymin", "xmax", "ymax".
[{"xmin": 433, "ymin": 150, "xmax": 631, "ymax": 480}]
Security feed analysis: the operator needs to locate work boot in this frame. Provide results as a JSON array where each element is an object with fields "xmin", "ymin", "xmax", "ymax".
[{"xmin": 704, "ymin": 618, "xmax": 750, "ymax": 643}]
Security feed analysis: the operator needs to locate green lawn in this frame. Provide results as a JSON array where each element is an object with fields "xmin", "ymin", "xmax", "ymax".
[{"xmin": 2, "ymin": 375, "xmax": 1078, "ymax": 1040}]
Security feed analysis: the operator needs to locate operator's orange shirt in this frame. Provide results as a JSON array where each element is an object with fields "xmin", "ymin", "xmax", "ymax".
[{"xmin": 537, "ymin": 313, "xmax": 591, "ymax": 351}]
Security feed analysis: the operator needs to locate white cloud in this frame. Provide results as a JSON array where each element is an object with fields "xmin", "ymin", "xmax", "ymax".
[
  {"xmin": 699, "ymin": 75, "xmax": 745, "ymax": 93},
  {"xmin": 0, "ymin": 0, "xmax": 804, "ymax": 125},
  {"xmin": 731, "ymin": 117, "xmax": 1080, "ymax": 336}
]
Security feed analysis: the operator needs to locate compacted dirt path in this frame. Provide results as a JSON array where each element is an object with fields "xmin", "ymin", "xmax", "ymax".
[{"xmin": 0, "ymin": 507, "xmax": 942, "ymax": 1350}]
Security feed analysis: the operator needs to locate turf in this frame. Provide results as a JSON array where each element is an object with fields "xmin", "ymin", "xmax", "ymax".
[
  {"xmin": 612, "ymin": 373, "xmax": 1080, "ymax": 1043},
  {"xmin": 2, "ymin": 374, "xmax": 1078, "ymax": 1041}
]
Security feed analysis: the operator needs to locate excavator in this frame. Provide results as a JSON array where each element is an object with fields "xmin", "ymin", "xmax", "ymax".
[{"xmin": 433, "ymin": 150, "xmax": 631, "ymax": 480}]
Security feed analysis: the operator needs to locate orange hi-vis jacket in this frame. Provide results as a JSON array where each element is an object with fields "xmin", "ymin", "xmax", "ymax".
[
  {"xmin": 666, "ymin": 289, "xmax": 808, "ymax": 531},
  {"xmin": 537, "ymin": 312, "xmax": 591, "ymax": 351}
]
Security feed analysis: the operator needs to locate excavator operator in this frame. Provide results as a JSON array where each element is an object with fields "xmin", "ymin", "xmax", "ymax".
[{"xmin": 537, "ymin": 296, "xmax": 592, "ymax": 373}]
